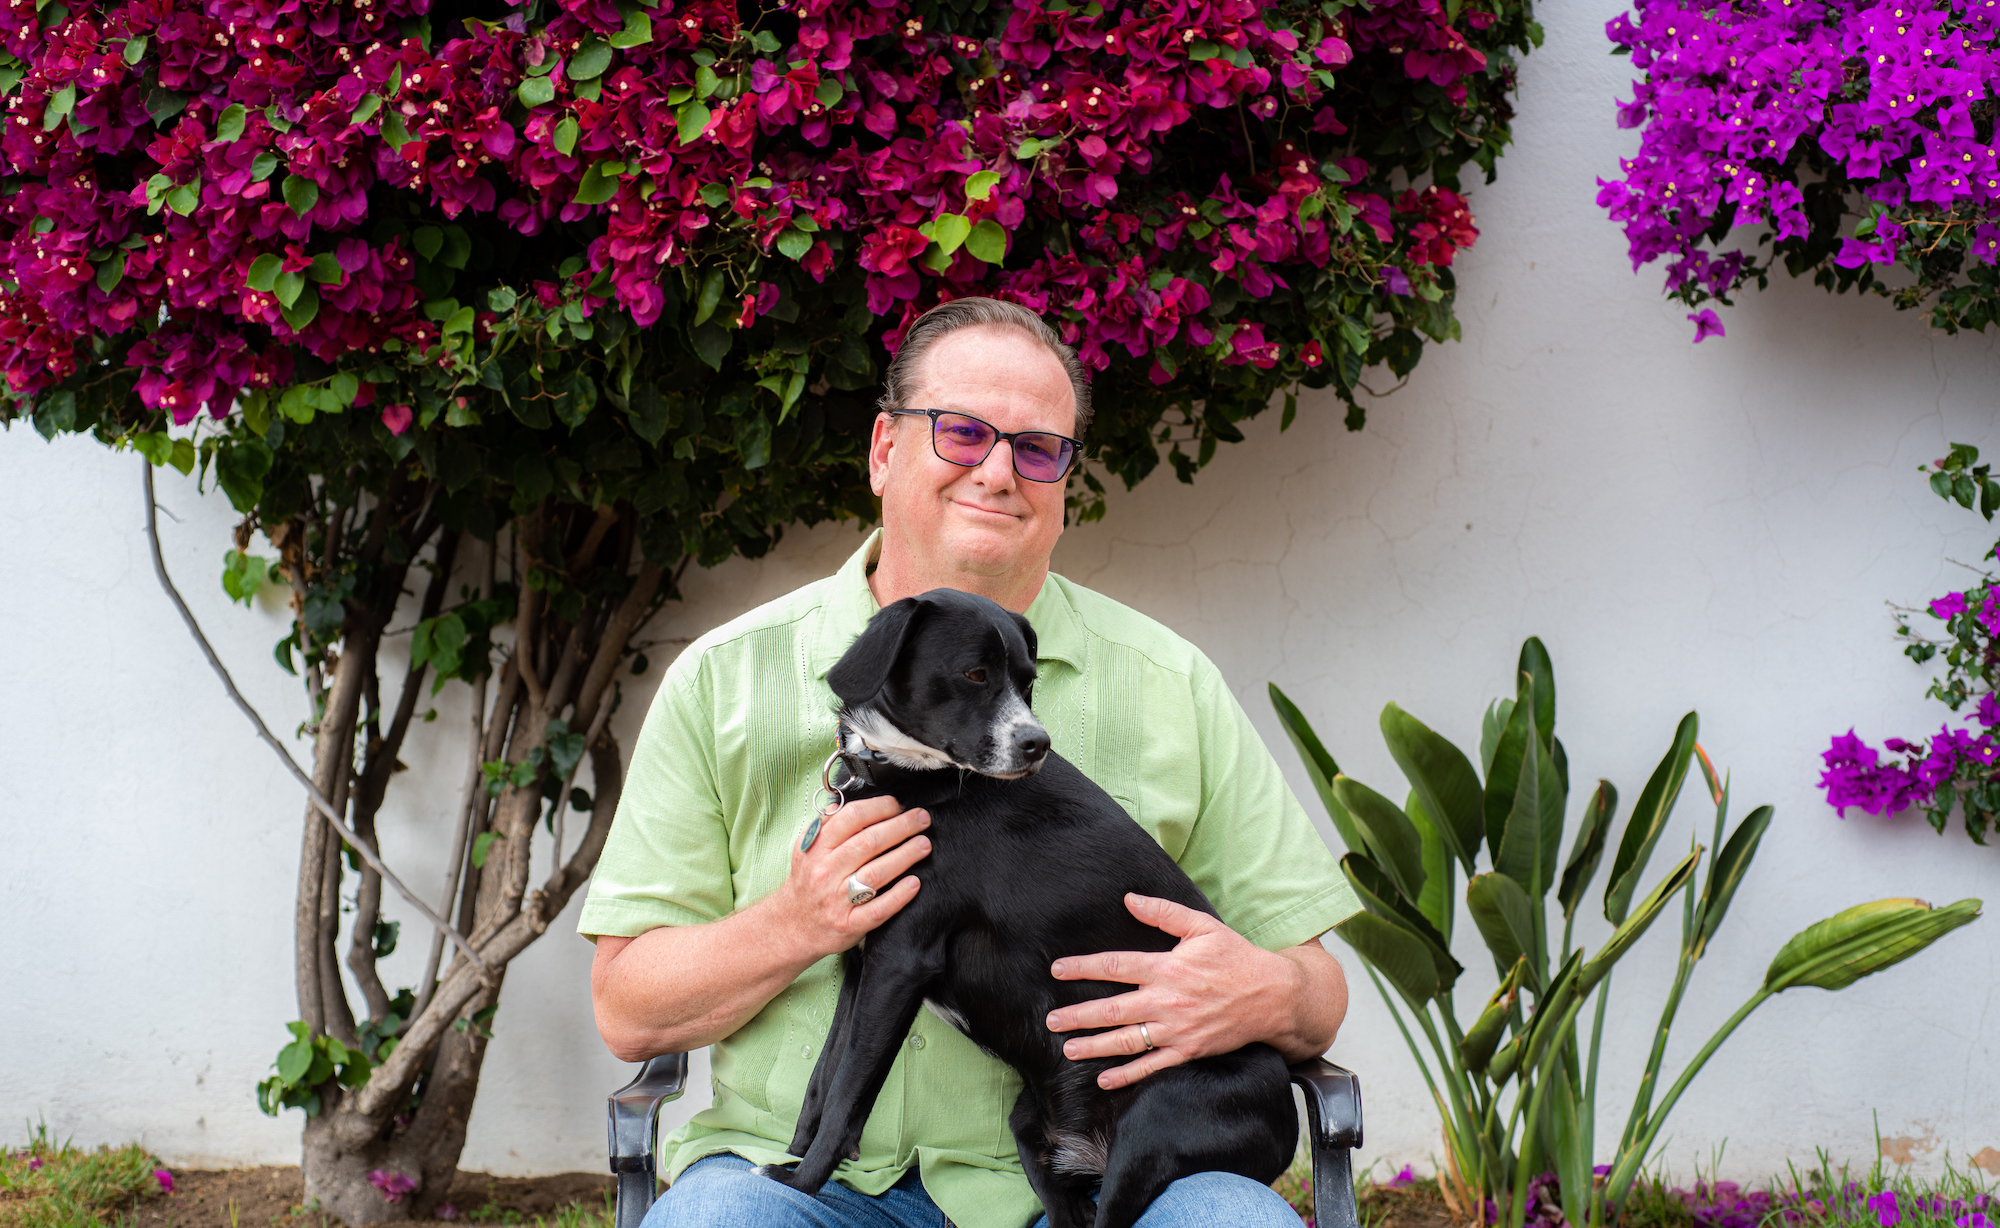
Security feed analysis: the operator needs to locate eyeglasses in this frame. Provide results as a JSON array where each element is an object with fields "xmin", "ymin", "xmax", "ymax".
[{"xmin": 886, "ymin": 409, "xmax": 1082, "ymax": 483}]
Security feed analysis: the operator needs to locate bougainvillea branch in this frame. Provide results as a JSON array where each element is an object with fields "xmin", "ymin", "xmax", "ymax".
[
  {"xmin": 1599, "ymin": 0, "xmax": 2000, "ymax": 340},
  {"xmin": 1820, "ymin": 444, "xmax": 2000, "ymax": 846}
]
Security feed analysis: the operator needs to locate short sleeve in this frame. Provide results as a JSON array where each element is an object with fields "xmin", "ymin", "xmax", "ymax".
[
  {"xmin": 1178, "ymin": 655, "xmax": 1360, "ymax": 951},
  {"xmin": 578, "ymin": 652, "xmax": 736, "ymax": 937}
]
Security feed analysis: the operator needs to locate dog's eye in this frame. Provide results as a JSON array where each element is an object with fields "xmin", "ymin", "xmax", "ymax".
[{"xmin": 964, "ymin": 668, "xmax": 988, "ymax": 684}]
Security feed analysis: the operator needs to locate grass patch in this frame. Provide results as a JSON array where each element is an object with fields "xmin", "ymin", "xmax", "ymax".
[{"xmin": 0, "ymin": 1124, "xmax": 167, "ymax": 1228}]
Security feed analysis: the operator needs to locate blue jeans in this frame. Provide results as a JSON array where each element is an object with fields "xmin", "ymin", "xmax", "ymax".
[{"xmin": 641, "ymin": 1153, "xmax": 1302, "ymax": 1228}]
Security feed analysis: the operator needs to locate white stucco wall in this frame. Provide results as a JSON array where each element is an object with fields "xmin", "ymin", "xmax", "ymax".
[{"xmin": 4, "ymin": 0, "xmax": 1997, "ymax": 1187}]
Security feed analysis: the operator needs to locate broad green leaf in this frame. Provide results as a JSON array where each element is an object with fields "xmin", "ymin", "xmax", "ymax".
[
  {"xmin": 280, "ymin": 283, "xmax": 319, "ymax": 332},
  {"xmin": 412, "ymin": 226, "xmax": 444, "ymax": 261},
  {"xmin": 626, "ymin": 383, "xmax": 673, "ymax": 444},
  {"xmin": 1605, "ymin": 712, "xmax": 1698, "ymax": 924},
  {"xmin": 1334, "ymin": 910, "xmax": 1438, "ymax": 1002},
  {"xmin": 675, "ymin": 100, "xmax": 711, "ymax": 146},
  {"xmin": 247, "ymin": 253, "xmax": 283, "ymax": 292},
  {"xmin": 1332, "ymin": 775, "xmax": 1426, "ymax": 905},
  {"xmin": 307, "ymin": 253, "xmax": 343, "ymax": 284},
  {"xmin": 471, "ymin": 831, "xmax": 500, "ymax": 868},
  {"xmin": 1482, "ymin": 683, "xmax": 1535, "ymax": 859},
  {"xmin": 518, "ymin": 74, "xmax": 557, "ymax": 107},
  {"xmin": 1381, "ymin": 702, "xmax": 1483, "ymax": 873},
  {"xmin": 965, "ymin": 218, "xmax": 1008, "ymax": 265},
  {"xmin": 776, "ymin": 227, "xmax": 813, "ymax": 260},
  {"xmin": 553, "ymin": 115, "xmax": 579, "ymax": 155},
  {"xmin": 274, "ymin": 269, "xmax": 305, "ymax": 308},
  {"xmin": 329, "ymin": 371, "xmax": 360, "ymax": 406},
  {"xmin": 1764, "ymin": 898, "xmax": 1982, "ymax": 993},
  {"xmin": 95, "ymin": 250, "xmax": 125, "ymax": 293},
  {"xmin": 930, "ymin": 213, "xmax": 973, "ymax": 257},
  {"xmin": 574, "ymin": 162, "xmax": 620, "ymax": 204},
  {"xmin": 1496, "ymin": 715, "xmax": 1565, "ymax": 899},
  {"xmin": 568, "ymin": 38, "xmax": 613, "ymax": 81},
  {"xmin": 349, "ymin": 93, "xmax": 382, "ymax": 126},
  {"xmin": 282, "ymin": 174, "xmax": 318, "ymax": 217},
  {"xmin": 1480, "ymin": 697, "xmax": 1514, "ymax": 776},
  {"xmin": 692, "ymin": 267, "xmax": 725, "ymax": 326},
  {"xmin": 165, "ymin": 179, "xmax": 200, "ymax": 215},
  {"xmin": 1407, "ymin": 791, "xmax": 1454, "ymax": 943},
  {"xmin": 123, "ymin": 35, "xmax": 149, "ymax": 65},
  {"xmin": 277, "ymin": 1038, "xmax": 314, "ymax": 1085},
  {"xmin": 965, "ymin": 170, "xmax": 1003, "ymax": 201},
  {"xmin": 689, "ymin": 322, "xmax": 730, "ymax": 370},
  {"xmin": 1558, "ymin": 780, "xmax": 1618, "ymax": 921},
  {"xmin": 1519, "ymin": 637, "xmax": 1556, "ymax": 742},
  {"xmin": 1269, "ymin": 683, "xmax": 1368, "ymax": 857},
  {"xmin": 1580, "ymin": 847, "xmax": 1699, "ymax": 994},
  {"xmin": 1342, "ymin": 852, "xmax": 1460, "ymax": 994},
  {"xmin": 1466, "ymin": 872, "xmax": 1537, "ymax": 987},
  {"xmin": 1693, "ymin": 805, "xmax": 1772, "ymax": 958},
  {"xmin": 608, "ymin": 10, "xmax": 653, "ymax": 47},
  {"xmin": 215, "ymin": 103, "xmax": 247, "ymax": 142},
  {"xmin": 1458, "ymin": 957, "xmax": 1526, "ymax": 1073}
]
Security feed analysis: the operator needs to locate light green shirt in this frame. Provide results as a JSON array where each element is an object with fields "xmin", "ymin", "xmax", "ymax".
[{"xmin": 580, "ymin": 530, "xmax": 1357, "ymax": 1228}]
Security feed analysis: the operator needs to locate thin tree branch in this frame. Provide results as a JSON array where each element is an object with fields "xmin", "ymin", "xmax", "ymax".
[
  {"xmin": 142, "ymin": 460, "xmax": 492, "ymax": 978},
  {"xmin": 546, "ymin": 693, "xmax": 612, "ymax": 892}
]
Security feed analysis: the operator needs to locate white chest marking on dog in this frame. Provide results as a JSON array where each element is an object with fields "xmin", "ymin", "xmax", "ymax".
[
  {"xmin": 845, "ymin": 707, "xmax": 956, "ymax": 771},
  {"xmin": 924, "ymin": 997, "xmax": 972, "ymax": 1036}
]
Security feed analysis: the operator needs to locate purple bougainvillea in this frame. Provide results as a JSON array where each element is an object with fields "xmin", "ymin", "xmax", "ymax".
[{"xmin": 1599, "ymin": 0, "xmax": 2000, "ymax": 338}]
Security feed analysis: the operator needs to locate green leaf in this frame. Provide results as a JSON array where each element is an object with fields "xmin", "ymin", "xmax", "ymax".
[
  {"xmin": 1342, "ymin": 852, "xmax": 1460, "ymax": 993},
  {"xmin": 574, "ymin": 161, "xmax": 621, "ymax": 205},
  {"xmin": 1269, "ymin": 683, "xmax": 1367, "ymax": 856},
  {"xmin": 307, "ymin": 253, "xmax": 344, "ymax": 284},
  {"xmin": 165, "ymin": 177, "xmax": 200, "ymax": 216},
  {"xmin": 1407, "ymin": 791, "xmax": 1454, "ymax": 943},
  {"xmin": 215, "ymin": 440, "xmax": 274, "ymax": 514},
  {"xmin": 1380, "ymin": 702, "xmax": 1483, "ymax": 874},
  {"xmin": 329, "ymin": 371, "xmax": 360, "ymax": 406},
  {"xmin": 251, "ymin": 150, "xmax": 281, "ymax": 182},
  {"xmin": 965, "ymin": 218, "xmax": 1008, "ymax": 265},
  {"xmin": 215, "ymin": 103, "xmax": 247, "ymax": 142},
  {"xmin": 282, "ymin": 174, "xmax": 318, "ymax": 217},
  {"xmin": 608, "ymin": 9, "xmax": 653, "ymax": 47},
  {"xmin": 965, "ymin": 170, "xmax": 1003, "ymax": 201},
  {"xmin": 553, "ymin": 115, "xmax": 579, "ymax": 155},
  {"xmin": 43, "ymin": 81, "xmax": 74, "ymax": 129},
  {"xmin": 776, "ymin": 227, "xmax": 814, "ymax": 260},
  {"xmin": 274, "ymin": 269, "xmax": 305, "ymax": 308},
  {"xmin": 1331, "ymin": 775, "xmax": 1426, "ymax": 905},
  {"xmin": 1334, "ymin": 911, "xmax": 1438, "ymax": 1002},
  {"xmin": 1482, "ymin": 684, "xmax": 1535, "ymax": 860},
  {"xmin": 471, "ymin": 831, "xmax": 500, "ymax": 868},
  {"xmin": 95, "ymin": 250, "xmax": 125, "ymax": 293},
  {"xmin": 1605, "ymin": 712, "xmax": 1698, "ymax": 924},
  {"xmin": 1765, "ymin": 897, "xmax": 1982, "ymax": 992},
  {"xmin": 122, "ymin": 34, "xmax": 149, "ymax": 64},
  {"xmin": 1557, "ymin": 780, "xmax": 1618, "ymax": 922},
  {"xmin": 675, "ymin": 99, "xmax": 710, "ymax": 145},
  {"xmin": 568, "ymin": 38, "xmax": 613, "ymax": 81},
  {"xmin": 247, "ymin": 253, "xmax": 283, "ymax": 292},
  {"xmin": 1580, "ymin": 846, "xmax": 1700, "ymax": 994},
  {"xmin": 1693, "ymin": 805, "xmax": 1772, "ymax": 958},
  {"xmin": 1480, "ymin": 697, "xmax": 1514, "ymax": 776},
  {"xmin": 1519, "ymin": 637, "xmax": 1556, "ymax": 742},
  {"xmin": 518, "ymin": 74, "xmax": 556, "ymax": 108},
  {"xmin": 1458, "ymin": 957, "xmax": 1527, "ymax": 1073},
  {"xmin": 280, "ymin": 283, "xmax": 320, "ymax": 332},
  {"xmin": 626, "ymin": 383, "xmax": 674, "ymax": 444},
  {"xmin": 349, "ymin": 93, "xmax": 382, "ymax": 126},
  {"xmin": 929, "ymin": 212, "xmax": 973, "ymax": 257},
  {"xmin": 277, "ymin": 1038, "xmax": 314, "ymax": 1085},
  {"xmin": 1466, "ymin": 871, "xmax": 1538, "ymax": 987},
  {"xmin": 692, "ymin": 268, "xmax": 725, "ymax": 326},
  {"xmin": 1496, "ymin": 714, "xmax": 1565, "ymax": 900}
]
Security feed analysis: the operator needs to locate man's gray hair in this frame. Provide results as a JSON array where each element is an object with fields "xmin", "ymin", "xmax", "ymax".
[{"xmin": 878, "ymin": 297, "xmax": 1093, "ymax": 435}]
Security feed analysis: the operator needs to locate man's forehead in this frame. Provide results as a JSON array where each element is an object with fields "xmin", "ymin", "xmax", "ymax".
[{"xmin": 903, "ymin": 328, "xmax": 1076, "ymax": 429}]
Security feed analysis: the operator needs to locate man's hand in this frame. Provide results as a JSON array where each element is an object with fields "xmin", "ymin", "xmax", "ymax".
[
  {"xmin": 1043, "ymin": 893, "xmax": 1348, "ymax": 1090},
  {"xmin": 766, "ymin": 795, "xmax": 931, "ymax": 958}
]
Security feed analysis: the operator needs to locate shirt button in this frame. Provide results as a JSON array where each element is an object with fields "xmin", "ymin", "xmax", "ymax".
[
  {"xmin": 802, "ymin": 1045, "xmax": 812, "ymax": 1057},
  {"xmin": 908, "ymin": 1034, "xmax": 926, "ymax": 1050}
]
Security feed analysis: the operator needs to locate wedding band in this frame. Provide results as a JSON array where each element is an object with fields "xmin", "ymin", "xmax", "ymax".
[
  {"xmin": 845, "ymin": 875, "xmax": 878, "ymax": 906},
  {"xmin": 1138, "ymin": 1022, "xmax": 1156, "ymax": 1052}
]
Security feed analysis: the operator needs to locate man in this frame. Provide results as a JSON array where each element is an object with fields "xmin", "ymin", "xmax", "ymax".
[{"xmin": 582, "ymin": 298, "xmax": 1359, "ymax": 1228}]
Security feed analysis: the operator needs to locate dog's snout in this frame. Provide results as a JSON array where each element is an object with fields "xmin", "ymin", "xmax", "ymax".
[{"xmin": 1015, "ymin": 726, "xmax": 1051, "ymax": 761}]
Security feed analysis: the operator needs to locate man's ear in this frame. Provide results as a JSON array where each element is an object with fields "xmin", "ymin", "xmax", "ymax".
[
  {"xmin": 829, "ymin": 596, "xmax": 928, "ymax": 705},
  {"xmin": 1010, "ymin": 610, "xmax": 1039, "ymax": 664}
]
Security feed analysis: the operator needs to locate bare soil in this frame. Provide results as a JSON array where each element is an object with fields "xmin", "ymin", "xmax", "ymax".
[
  {"xmin": 131, "ymin": 1168, "xmax": 613, "ymax": 1228},
  {"xmin": 1356, "ymin": 1183, "xmax": 1462, "ymax": 1228}
]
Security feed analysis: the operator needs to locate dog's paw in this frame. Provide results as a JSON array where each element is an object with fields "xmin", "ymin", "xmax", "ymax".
[{"xmin": 750, "ymin": 1163, "xmax": 800, "ymax": 1186}]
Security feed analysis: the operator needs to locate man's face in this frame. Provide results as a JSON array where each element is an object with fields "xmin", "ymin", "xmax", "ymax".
[{"xmin": 869, "ymin": 325, "xmax": 1076, "ymax": 586}]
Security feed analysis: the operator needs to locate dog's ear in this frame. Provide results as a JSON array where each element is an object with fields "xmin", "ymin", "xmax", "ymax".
[
  {"xmin": 828, "ymin": 596, "xmax": 928, "ymax": 704},
  {"xmin": 1009, "ymin": 610, "xmax": 1039, "ymax": 664}
]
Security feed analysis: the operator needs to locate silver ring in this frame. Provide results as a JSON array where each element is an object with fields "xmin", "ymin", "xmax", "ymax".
[
  {"xmin": 1137, "ymin": 1022, "xmax": 1156, "ymax": 1052},
  {"xmin": 845, "ymin": 875, "xmax": 878, "ymax": 906}
]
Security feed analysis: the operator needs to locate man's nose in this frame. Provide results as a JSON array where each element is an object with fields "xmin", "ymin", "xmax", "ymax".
[{"xmin": 972, "ymin": 438, "xmax": 1017, "ymax": 491}]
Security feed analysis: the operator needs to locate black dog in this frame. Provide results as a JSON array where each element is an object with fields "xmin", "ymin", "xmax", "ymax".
[{"xmin": 758, "ymin": 588, "xmax": 1297, "ymax": 1228}]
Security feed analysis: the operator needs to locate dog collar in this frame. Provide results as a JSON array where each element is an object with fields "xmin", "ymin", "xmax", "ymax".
[{"xmin": 834, "ymin": 718, "xmax": 893, "ymax": 788}]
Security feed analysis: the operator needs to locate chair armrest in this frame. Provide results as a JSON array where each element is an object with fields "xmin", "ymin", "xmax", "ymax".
[
  {"xmin": 609, "ymin": 1054, "xmax": 688, "ymax": 1228},
  {"xmin": 1289, "ymin": 1058, "xmax": 1362, "ymax": 1228}
]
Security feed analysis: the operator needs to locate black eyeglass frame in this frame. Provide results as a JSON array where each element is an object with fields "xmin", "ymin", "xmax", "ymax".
[{"xmin": 884, "ymin": 408, "xmax": 1084, "ymax": 483}]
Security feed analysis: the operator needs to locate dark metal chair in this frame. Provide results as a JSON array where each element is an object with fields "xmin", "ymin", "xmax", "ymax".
[{"xmin": 609, "ymin": 1054, "xmax": 1362, "ymax": 1228}]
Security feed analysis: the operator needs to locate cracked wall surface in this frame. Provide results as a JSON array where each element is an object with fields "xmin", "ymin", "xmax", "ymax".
[{"xmin": 3, "ymin": 0, "xmax": 1998, "ymax": 1182}]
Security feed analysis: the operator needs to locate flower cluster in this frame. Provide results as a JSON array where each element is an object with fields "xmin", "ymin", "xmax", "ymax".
[
  {"xmin": 1599, "ymin": 0, "xmax": 2000, "ymax": 338},
  {"xmin": 2, "ymin": 0, "xmax": 1530, "ymax": 441},
  {"xmin": 1820, "ymin": 443, "xmax": 2000, "ymax": 846}
]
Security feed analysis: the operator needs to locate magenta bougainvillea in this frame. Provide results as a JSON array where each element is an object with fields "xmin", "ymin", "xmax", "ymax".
[
  {"xmin": 1821, "ymin": 444, "xmax": 2000, "ymax": 847},
  {"xmin": 3, "ymin": 0, "xmax": 1536, "ymax": 556},
  {"xmin": 1599, "ymin": 0, "xmax": 2000, "ymax": 340}
]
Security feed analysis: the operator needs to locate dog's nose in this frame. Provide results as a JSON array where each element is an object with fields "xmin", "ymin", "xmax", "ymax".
[{"xmin": 1015, "ymin": 727, "xmax": 1050, "ymax": 761}]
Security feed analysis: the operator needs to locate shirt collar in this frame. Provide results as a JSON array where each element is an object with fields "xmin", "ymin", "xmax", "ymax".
[{"xmin": 808, "ymin": 530, "xmax": 1088, "ymax": 679}]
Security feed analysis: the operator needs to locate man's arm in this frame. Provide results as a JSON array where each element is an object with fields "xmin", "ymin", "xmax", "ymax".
[
  {"xmin": 1043, "ymin": 893, "xmax": 1349, "ymax": 1091},
  {"xmin": 591, "ymin": 797, "xmax": 932, "ymax": 1062}
]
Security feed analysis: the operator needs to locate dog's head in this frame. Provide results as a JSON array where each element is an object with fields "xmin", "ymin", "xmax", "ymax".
[{"xmin": 827, "ymin": 588, "xmax": 1051, "ymax": 778}]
